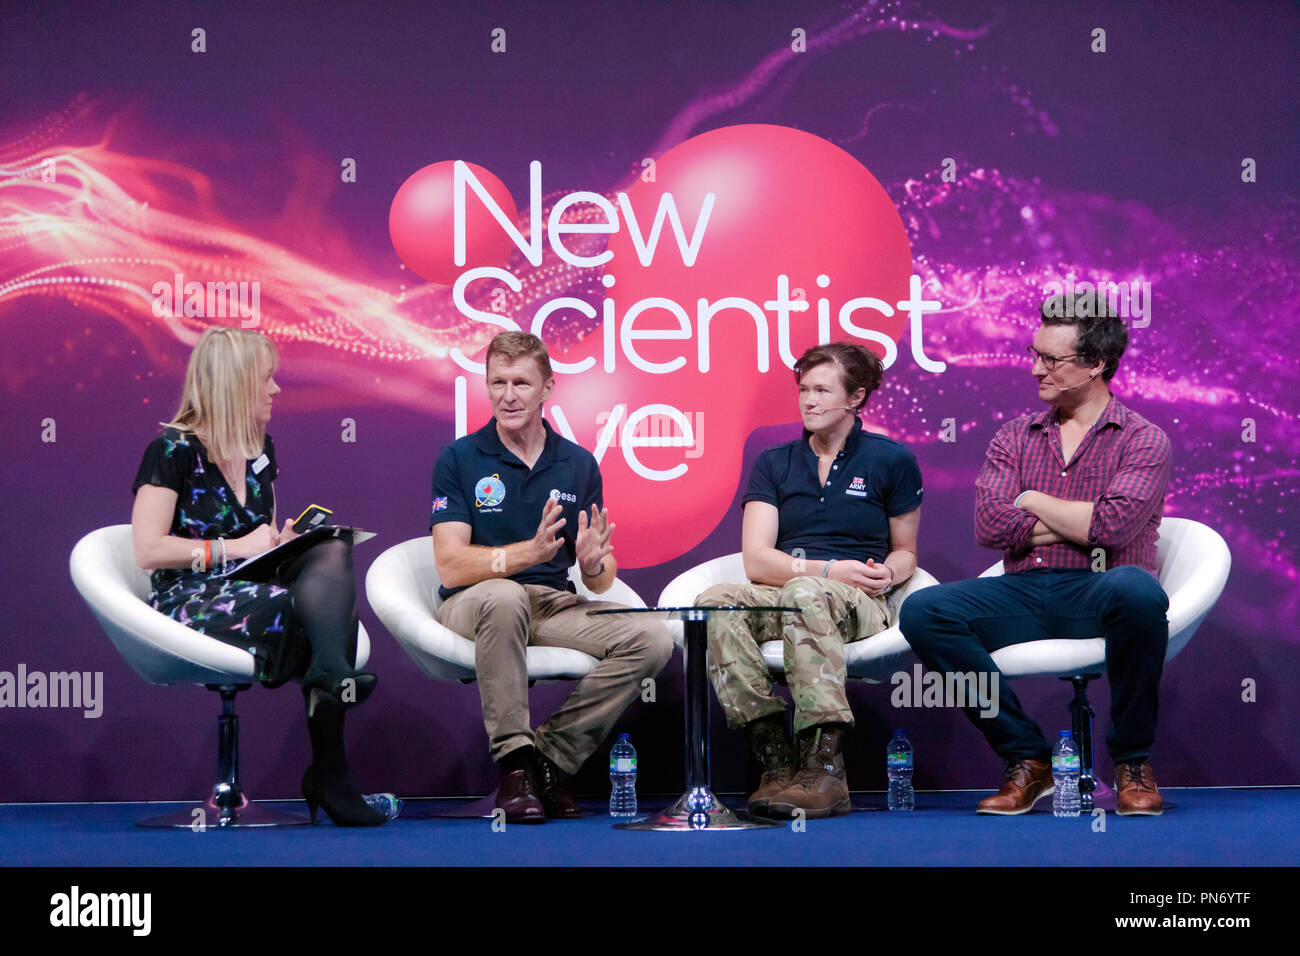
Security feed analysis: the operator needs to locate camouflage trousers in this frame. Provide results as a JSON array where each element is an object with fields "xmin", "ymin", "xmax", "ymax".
[{"xmin": 698, "ymin": 577, "xmax": 890, "ymax": 734}]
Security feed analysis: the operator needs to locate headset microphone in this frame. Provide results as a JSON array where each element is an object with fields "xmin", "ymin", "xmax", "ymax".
[{"xmin": 1054, "ymin": 370, "xmax": 1101, "ymax": 392}]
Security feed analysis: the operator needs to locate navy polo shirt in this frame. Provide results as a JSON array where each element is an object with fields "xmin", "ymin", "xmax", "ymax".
[
  {"xmin": 431, "ymin": 418, "xmax": 603, "ymax": 599},
  {"xmin": 744, "ymin": 419, "xmax": 923, "ymax": 563}
]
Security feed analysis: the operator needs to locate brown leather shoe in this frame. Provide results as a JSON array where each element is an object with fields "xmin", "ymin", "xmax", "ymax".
[
  {"xmin": 534, "ymin": 753, "xmax": 582, "ymax": 819},
  {"xmin": 495, "ymin": 769, "xmax": 546, "ymax": 824},
  {"xmin": 976, "ymin": 758, "xmax": 1054, "ymax": 814},
  {"xmin": 1115, "ymin": 759, "xmax": 1163, "ymax": 816},
  {"xmin": 766, "ymin": 725, "xmax": 852, "ymax": 820},
  {"xmin": 744, "ymin": 713, "xmax": 796, "ymax": 816}
]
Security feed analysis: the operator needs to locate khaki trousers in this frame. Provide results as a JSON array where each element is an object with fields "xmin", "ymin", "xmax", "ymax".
[{"xmin": 437, "ymin": 579, "xmax": 674, "ymax": 774}]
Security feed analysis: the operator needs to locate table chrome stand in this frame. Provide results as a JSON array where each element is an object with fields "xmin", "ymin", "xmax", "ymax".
[{"xmin": 594, "ymin": 607, "xmax": 789, "ymax": 831}]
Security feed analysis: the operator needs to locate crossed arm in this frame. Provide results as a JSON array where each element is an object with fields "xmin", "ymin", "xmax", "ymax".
[
  {"xmin": 975, "ymin": 423, "xmax": 1172, "ymax": 554},
  {"xmin": 1016, "ymin": 496, "xmax": 1088, "ymax": 547}
]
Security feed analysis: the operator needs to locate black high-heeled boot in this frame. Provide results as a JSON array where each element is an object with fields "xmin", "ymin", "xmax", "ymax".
[
  {"xmin": 301, "ymin": 766, "xmax": 387, "ymax": 827},
  {"xmin": 303, "ymin": 691, "xmax": 386, "ymax": 827}
]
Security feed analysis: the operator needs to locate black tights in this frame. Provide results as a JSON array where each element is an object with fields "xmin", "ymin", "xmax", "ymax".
[
  {"xmin": 279, "ymin": 536, "xmax": 360, "ymax": 687},
  {"xmin": 278, "ymin": 536, "xmax": 362, "ymax": 779}
]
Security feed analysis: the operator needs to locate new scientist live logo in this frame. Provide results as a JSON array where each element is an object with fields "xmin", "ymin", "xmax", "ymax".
[{"xmin": 389, "ymin": 125, "xmax": 945, "ymax": 565}]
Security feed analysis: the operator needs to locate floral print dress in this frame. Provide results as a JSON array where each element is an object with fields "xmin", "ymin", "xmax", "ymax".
[{"xmin": 132, "ymin": 427, "xmax": 308, "ymax": 685}]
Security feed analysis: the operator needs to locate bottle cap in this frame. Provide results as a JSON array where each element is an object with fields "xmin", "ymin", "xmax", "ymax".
[
  {"xmin": 1058, "ymin": 730, "xmax": 1073, "ymax": 736},
  {"xmin": 618, "ymin": 733, "xmax": 630, "ymax": 740},
  {"xmin": 892, "ymin": 729, "xmax": 904, "ymax": 736}
]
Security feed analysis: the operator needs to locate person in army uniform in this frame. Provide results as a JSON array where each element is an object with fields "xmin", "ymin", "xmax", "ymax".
[{"xmin": 697, "ymin": 343, "xmax": 923, "ymax": 818}]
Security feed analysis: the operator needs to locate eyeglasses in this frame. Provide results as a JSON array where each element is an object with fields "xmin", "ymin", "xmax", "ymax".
[{"xmin": 1026, "ymin": 346, "xmax": 1086, "ymax": 372}]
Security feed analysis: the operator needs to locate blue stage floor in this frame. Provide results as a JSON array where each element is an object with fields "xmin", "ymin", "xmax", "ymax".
[{"xmin": 3, "ymin": 788, "xmax": 1296, "ymax": 867}]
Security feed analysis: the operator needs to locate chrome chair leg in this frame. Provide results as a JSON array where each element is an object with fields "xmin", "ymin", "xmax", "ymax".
[
  {"xmin": 139, "ymin": 684, "xmax": 310, "ymax": 828},
  {"xmin": 1063, "ymin": 674, "xmax": 1100, "ymax": 813}
]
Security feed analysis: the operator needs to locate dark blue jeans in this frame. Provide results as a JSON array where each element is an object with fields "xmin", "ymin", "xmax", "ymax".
[{"xmin": 898, "ymin": 566, "xmax": 1169, "ymax": 764}]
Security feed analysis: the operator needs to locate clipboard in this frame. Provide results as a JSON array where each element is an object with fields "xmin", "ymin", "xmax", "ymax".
[{"xmin": 222, "ymin": 525, "xmax": 376, "ymax": 582}]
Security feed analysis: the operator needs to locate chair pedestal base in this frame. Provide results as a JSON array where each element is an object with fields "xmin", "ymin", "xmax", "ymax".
[
  {"xmin": 1063, "ymin": 674, "xmax": 1101, "ymax": 813},
  {"xmin": 138, "ymin": 683, "xmax": 309, "ymax": 829},
  {"xmin": 139, "ymin": 791, "xmax": 310, "ymax": 829}
]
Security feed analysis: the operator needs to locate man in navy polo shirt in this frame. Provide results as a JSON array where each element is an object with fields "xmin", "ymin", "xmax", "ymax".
[
  {"xmin": 900, "ymin": 292, "xmax": 1171, "ymax": 816},
  {"xmin": 430, "ymin": 331, "xmax": 673, "ymax": 823},
  {"xmin": 698, "ymin": 343, "xmax": 923, "ymax": 818}
]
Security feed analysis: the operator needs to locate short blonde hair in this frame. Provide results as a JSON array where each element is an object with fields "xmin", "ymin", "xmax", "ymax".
[
  {"xmin": 485, "ymin": 331, "xmax": 553, "ymax": 381},
  {"xmin": 162, "ymin": 327, "xmax": 277, "ymax": 461}
]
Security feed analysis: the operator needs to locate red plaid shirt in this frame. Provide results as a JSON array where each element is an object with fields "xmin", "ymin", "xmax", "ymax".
[{"xmin": 974, "ymin": 394, "xmax": 1171, "ymax": 574}]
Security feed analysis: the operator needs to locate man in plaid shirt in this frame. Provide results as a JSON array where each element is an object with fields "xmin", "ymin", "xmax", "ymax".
[{"xmin": 901, "ymin": 292, "xmax": 1171, "ymax": 816}]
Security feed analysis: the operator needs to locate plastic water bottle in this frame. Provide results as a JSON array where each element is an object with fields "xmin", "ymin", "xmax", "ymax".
[
  {"xmin": 886, "ymin": 729, "xmax": 914, "ymax": 811},
  {"xmin": 609, "ymin": 734, "xmax": 637, "ymax": 817},
  {"xmin": 1052, "ymin": 731, "xmax": 1081, "ymax": 817},
  {"xmin": 362, "ymin": 792, "xmax": 403, "ymax": 820}
]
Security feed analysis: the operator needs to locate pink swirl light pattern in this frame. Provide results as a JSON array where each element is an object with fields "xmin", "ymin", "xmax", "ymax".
[
  {"xmin": 0, "ymin": 121, "xmax": 613, "ymax": 410},
  {"xmin": 1, "ymin": 3, "xmax": 1295, "ymax": 593}
]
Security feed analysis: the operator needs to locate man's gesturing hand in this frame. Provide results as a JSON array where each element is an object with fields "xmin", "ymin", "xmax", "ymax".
[
  {"xmin": 576, "ymin": 504, "xmax": 614, "ymax": 577},
  {"xmin": 531, "ymin": 496, "xmax": 567, "ymax": 565}
]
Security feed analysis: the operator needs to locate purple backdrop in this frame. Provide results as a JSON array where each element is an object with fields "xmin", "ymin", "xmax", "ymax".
[{"xmin": 1, "ymin": 0, "xmax": 1296, "ymax": 802}]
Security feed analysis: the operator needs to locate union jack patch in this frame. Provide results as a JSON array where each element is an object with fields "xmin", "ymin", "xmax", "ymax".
[{"xmin": 433, "ymin": 496, "xmax": 449, "ymax": 512}]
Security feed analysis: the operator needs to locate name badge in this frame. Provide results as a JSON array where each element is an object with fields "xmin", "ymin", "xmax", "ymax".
[{"xmin": 252, "ymin": 454, "xmax": 270, "ymax": 474}]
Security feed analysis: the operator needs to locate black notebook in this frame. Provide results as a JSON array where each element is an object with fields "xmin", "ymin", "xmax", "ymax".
[{"xmin": 222, "ymin": 525, "xmax": 376, "ymax": 582}]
